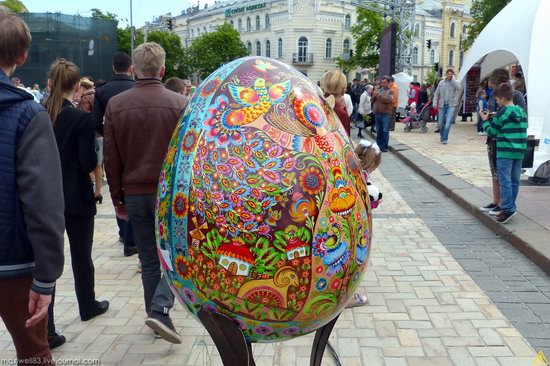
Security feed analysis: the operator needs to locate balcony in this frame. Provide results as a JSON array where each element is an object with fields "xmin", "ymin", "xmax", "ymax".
[{"xmin": 292, "ymin": 53, "xmax": 314, "ymax": 65}]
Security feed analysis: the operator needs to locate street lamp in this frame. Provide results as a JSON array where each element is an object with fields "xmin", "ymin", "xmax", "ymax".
[{"xmin": 130, "ymin": 0, "xmax": 134, "ymax": 51}]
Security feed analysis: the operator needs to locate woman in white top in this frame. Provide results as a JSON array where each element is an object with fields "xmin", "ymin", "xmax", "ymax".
[{"xmin": 357, "ymin": 85, "xmax": 374, "ymax": 137}]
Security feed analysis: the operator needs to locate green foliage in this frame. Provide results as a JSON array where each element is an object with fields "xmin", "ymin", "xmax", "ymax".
[
  {"xmin": 146, "ymin": 30, "xmax": 193, "ymax": 79},
  {"xmin": 425, "ymin": 68, "xmax": 439, "ymax": 88},
  {"xmin": 463, "ymin": 0, "xmax": 511, "ymax": 50},
  {"xmin": 0, "ymin": 0, "xmax": 28, "ymax": 12},
  {"xmin": 91, "ymin": 8, "xmax": 118, "ymax": 23},
  {"xmin": 335, "ymin": 7, "xmax": 384, "ymax": 72},
  {"xmin": 116, "ymin": 27, "xmax": 145, "ymax": 55},
  {"xmin": 189, "ymin": 22, "xmax": 249, "ymax": 79}
]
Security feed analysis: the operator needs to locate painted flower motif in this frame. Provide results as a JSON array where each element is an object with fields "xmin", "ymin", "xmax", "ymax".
[
  {"xmin": 234, "ymin": 318, "xmax": 248, "ymax": 330},
  {"xmin": 201, "ymin": 77, "xmax": 221, "ymax": 97},
  {"xmin": 175, "ymin": 255, "xmax": 191, "ymax": 279},
  {"xmin": 289, "ymin": 197, "xmax": 318, "ymax": 223},
  {"xmin": 298, "ymin": 167, "xmax": 325, "ymax": 195},
  {"xmin": 330, "ymin": 278, "xmax": 342, "ymax": 290},
  {"xmin": 254, "ymin": 325, "xmax": 274, "ymax": 336},
  {"xmin": 158, "ymin": 223, "xmax": 165, "ymax": 239},
  {"xmin": 204, "ymin": 95, "xmax": 245, "ymax": 148},
  {"xmin": 183, "ymin": 288, "xmax": 196, "ymax": 304},
  {"xmin": 313, "ymin": 232, "xmax": 330, "ymax": 257},
  {"xmin": 203, "ymin": 303, "xmax": 218, "ymax": 313},
  {"xmin": 318, "ymin": 217, "xmax": 329, "ymax": 228},
  {"xmin": 173, "ymin": 192, "xmax": 188, "ymax": 219},
  {"xmin": 281, "ymin": 327, "xmax": 300, "ymax": 337},
  {"xmin": 159, "ymin": 180, "xmax": 168, "ymax": 199},
  {"xmin": 181, "ymin": 130, "xmax": 199, "ymax": 153},
  {"xmin": 316, "ymin": 278, "xmax": 328, "ymax": 291},
  {"xmin": 328, "ymin": 185, "xmax": 356, "ymax": 219}
]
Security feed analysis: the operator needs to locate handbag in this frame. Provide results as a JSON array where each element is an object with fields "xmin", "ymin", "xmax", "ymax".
[
  {"xmin": 355, "ymin": 118, "xmax": 366, "ymax": 129},
  {"xmin": 522, "ymin": 139, "xmax": 537, "ymax": 169}
]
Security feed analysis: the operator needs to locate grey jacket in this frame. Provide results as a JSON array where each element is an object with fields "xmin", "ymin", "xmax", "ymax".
[{"xmin": 433, "ymin": 78, "xmax": 462, "ymax": 108}]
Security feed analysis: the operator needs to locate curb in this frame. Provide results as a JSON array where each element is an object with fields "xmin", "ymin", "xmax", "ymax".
[{"xmin": 376, "ymin": 133, "xmax": 550, "ymax": 276}]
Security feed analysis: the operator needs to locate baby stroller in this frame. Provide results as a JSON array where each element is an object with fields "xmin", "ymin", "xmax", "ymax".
[{"xmin": 402, "ymin": 102, "xmax": 430, "ymax": 133}]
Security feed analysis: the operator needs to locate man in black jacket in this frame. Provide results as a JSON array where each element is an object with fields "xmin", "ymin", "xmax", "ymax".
[
  {"xmin": 0, "ymin": 8, "xmax": 65, "ymax": 362},
  {"xmin": 93, "ymin": 52, "xmax": 138, "ymax": 257}
]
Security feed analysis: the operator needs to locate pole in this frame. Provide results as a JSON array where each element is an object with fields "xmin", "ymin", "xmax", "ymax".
[{"xmin": 130, "ymin": 0, "xmax": 134, "ymax": 52}]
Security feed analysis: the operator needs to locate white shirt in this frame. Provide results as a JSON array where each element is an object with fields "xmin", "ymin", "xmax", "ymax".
[
  {"xmin": 358, "ymin": 91, "xmax": 372, "ymax": 116},
  {"xmin": 343, "ymin": 93, "xmax": 353, "ymax": 117}
]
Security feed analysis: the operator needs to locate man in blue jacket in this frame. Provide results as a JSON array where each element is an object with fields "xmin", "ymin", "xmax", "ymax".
[{"xmin": 0, "ymin": 8, "xmax": 65, "ymax": 363}]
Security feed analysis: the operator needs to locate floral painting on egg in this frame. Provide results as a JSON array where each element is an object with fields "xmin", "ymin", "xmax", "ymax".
[{"xmin": 156, "ymin": 57, "xmax": 373, "ymax": 343}]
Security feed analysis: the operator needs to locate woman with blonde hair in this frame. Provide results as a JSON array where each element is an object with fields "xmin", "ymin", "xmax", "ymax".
[
  {"xmin": 44, "ymin": 59, "xmax": 109, "ymax": 348},
  {"xmin": 320, "ymin": 70, "xmax": 351, "ymax": 136}
]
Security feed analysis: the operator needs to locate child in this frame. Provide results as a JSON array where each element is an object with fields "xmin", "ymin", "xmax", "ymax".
[
  {"xmin": 480, "ymin": 82, "xmax": 527, "ymax": 224},
  {"xmin": 477, "ymin": 90, "xmax": 488, "ymax": 135},
  {"xmin": 346, "ymin": 140, "xmax": 383, "ymax": 308}
]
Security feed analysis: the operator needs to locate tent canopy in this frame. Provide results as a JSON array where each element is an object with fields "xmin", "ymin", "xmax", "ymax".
[{"xmin": 457, "ymin": 0, "xmax": 550, "ymax": 177}]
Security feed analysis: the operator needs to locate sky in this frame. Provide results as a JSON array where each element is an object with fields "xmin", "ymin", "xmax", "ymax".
[{"xmin": 24, "ymin": 0, "xmax": 217, "ymax": 28}]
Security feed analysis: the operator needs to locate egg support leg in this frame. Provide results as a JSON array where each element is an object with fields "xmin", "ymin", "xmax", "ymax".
[{"xmin": 197, "ymin": 309, "xmax": 341, "ymax": 366}]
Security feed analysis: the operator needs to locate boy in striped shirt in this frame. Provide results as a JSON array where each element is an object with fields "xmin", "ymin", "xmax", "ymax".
[{"xmin": 480, "ymin": 82, "xmax": 527, "ymax": 224}]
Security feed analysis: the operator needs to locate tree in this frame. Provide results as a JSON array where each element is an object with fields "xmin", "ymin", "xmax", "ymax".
[
  {"xmin": 189, "ymin": 23, "xmax": 248, "ymax": 79},
  {"xmin": 463, "ymin": 0, "xmax": 511, "ymax": 50},
  {"xmin": 0, "ymin": 0, "xmax": 28, "ymax": 12},
  {"xmin": 146, "ymin": 31, "xmax": 192, "ymax": 79},
  {"xmin": 335, "ymin": 7, "xmax": 384, "ymax": 73}
]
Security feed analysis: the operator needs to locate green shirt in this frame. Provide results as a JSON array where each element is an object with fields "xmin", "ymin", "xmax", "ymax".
[{"xmin": 482, "ymin": 105, "xmax": 527, "ymax": 160}]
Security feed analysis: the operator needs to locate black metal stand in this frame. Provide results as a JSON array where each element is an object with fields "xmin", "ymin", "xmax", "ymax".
[{"xmin": 197, "ymin": 309, "xmax": 341, "ymax": 366}]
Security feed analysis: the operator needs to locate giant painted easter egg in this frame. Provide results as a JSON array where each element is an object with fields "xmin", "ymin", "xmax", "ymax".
[{"xmin": 156, "ymin": 57, "xmax": 373, "ymax": 342}]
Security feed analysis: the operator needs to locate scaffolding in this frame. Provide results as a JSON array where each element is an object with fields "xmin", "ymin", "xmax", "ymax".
[
  {"xmin": 15, "ymin": 13, "xmax": 117, "ymax": 86},
  {"xmin": 354, "ymin": 0, "xmax": 416, "ymax": 75}
]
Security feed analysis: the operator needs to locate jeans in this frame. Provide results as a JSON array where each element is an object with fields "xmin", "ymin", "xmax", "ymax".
[
  {"xmin": 438, "ymin": 105, "xmax": 456, "ymax": 142},
  {"xmin": 496, "ymin": 158, "xmax": 522, "ymax": 212},
  {"xmin": 117, "ymin": 217, "xmax": 136, "ymax": 249},
  {"xmin": 375, "ymin": 113, "xmax": 391, "ymax": 150},
  {"xmin": 125, "ymin": 195, "xmax": 175, "ymax": 316}
]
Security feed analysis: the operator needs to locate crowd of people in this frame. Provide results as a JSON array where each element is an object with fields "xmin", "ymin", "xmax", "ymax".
[{"xmin": 1, "ymin": 6, "xmax": 529, "ymax": 364}]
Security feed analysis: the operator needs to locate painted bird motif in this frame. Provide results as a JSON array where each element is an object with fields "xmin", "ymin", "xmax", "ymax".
[{"xmin": 221, "ymin": 78, "xmax": 291, "ymax": 128}]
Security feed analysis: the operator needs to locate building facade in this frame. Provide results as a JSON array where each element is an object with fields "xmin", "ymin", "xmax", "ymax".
[
  {"xmin": 173, "ymin": 0, "xmax": 360, "ymax": 83},
  {"xmin": 412, "ymin": 0, "xmax": 471, "ymax": 83}
]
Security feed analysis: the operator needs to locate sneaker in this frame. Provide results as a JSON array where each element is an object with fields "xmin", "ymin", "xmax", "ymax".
[
  {"xmin": 47, "ymin": 331, "xmax": 66, "ymax": 349},
  {"xmin": 489, "ymin": 206, "xmax": 502, "ymax": 216},
  {"xmin": 434, "ymin": 128, "xmax": 440, "ymax": 133},
  {"xmin": 124, "ymin": 246, "xmax": 138, "ymax": 257},
  {"xmin": 346, "ymin": 293, "xmax": 369, "ymax": 308},
  {"xmin": 480, "ymin": 203, "xmax": 498, "ymax": 212},
  {"xmin": 496, "ymin": 211, "xmax": 516, "ymax": 224},
  {"xmin": 478, "ymin": 131, "xmax": 483, "ymax": 135},
  {"xmin": 145, "ymin": 311, "xmax": 182, "ymax": 344},
  {"xmin": 441, "ymin": 140, "xmax": 448, "ymax": 144}
]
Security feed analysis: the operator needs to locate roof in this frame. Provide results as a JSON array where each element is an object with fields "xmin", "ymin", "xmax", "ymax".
[
  {"xmin": 286, "ymin": 238, "xmax": 307, "ymax": 252},
  {"xmin": 217, "ymin": 243, "xmax": 255, "ymax": 264}
]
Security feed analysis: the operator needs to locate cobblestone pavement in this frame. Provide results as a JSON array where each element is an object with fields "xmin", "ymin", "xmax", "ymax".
[
  {"xmin": 0, "ymin": 154, "xmax": 541, "ymax": 365},
  {"xmin": 389, "ymin": 119, "xmax": 550, "ymax": 231}
]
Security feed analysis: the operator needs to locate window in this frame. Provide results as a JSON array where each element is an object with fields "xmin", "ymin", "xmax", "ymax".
[
  {"xmin": 277, "ymin": 37, "xmax": 283, "ymax": 58},
  {"xmin": 325, "ymin": 38, "xmax": 332, "ymax": 58},
  {"xmin": 197, "ymin": 28, "xmax": 200, "ymax": 36},
  {"xmin": 343, "ymin": 39, "xmax": 350, "ymax": 54},
  {"xmin": 247, "ymin": 17, "xmax": 251, "ymax": 31},
  {"xmin": 256, "ymin": 41, "xmax": 261, "ymax": 56},
  {"xmin": 191, "ymin": 29, "xmax": 194, "ymax": 37},
  {"xmin": 298, "ymin": 36, "xmax": 308, "ymax": 62},
  {"xmin": 449, "ymin": 49, "xmax": 454, "ymax": 66},
  {"xmin": 265, "ymin": 14, "xmax": 270, "ymax": 28},
  {"xmin": 256, "ymin": 15, "xmax": 260, "ymax": 30},
  {"xmin": 459, "ymin": 51, "xmax": 464, "ymax": 67},
  {"xmin": 247, "ymin": 41, "xmax": 252, "ymax": 55},
  {"xmin": 462, "ymin": 24, "xmax": 467, "ymax": 35},
  {"xmin": 203, "ymin": 26, "xmax": 206, "ymax": 33},
  {"xmin": 344, "ymin": 14, "xmax": 351, "ymax": 29},
  {"xmin": 414, "ymin": 23, "xmax": 420, "ymax": 37},
  {"xmin": 266, "ymin": 40, "xmax": 271, "ymax": 57},
  {"xmin": 450, "ymin": 22, "xmax": 456, "ymax": 38},
  {"xmin": 430, "ymin": 48, "xmax": 435, "ymax": 64},
  {"xmin": 238, "ymin": 18, "xmax": 242, "ymax": 31},
  {"xmin": 230, "ymin": 20, "xmax": 234, "ymax": 27},
  {"xmin": 412, "ymin": 47, "xmax": 418, "ymax": 64}
]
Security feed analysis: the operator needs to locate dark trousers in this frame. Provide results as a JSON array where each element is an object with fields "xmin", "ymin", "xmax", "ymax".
[
  {"xmin": 48, "ymin": 215, "xmax": 96, "ymax": 330},
  {"xmin": 0, "ymin": 276, "xmax": 52, "ymax": 364},
  {"xmin": 390, "ymin": 106, "xmax": 397, "ymax": 131},
  {"xmin": 117, "ymin": 217, "xmax": 135, "ymax": 249},
  {"xmin": 125, "ymin": 195, "xmax": 174, "ymax": 315}
]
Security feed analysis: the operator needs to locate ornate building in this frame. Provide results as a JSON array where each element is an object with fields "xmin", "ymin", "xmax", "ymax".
[
  {"xmin": 412, "ymin": 0, "xmax": 471, "ymax": 83},
  {"xmin": 172, "ymin": 0, "xmax": 360, "ymax": 82}
]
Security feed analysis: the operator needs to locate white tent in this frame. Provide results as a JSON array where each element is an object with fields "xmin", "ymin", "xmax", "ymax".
[{"xmin": 458, "ymin": 0, "xmax": 550, "ymax": 179}]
